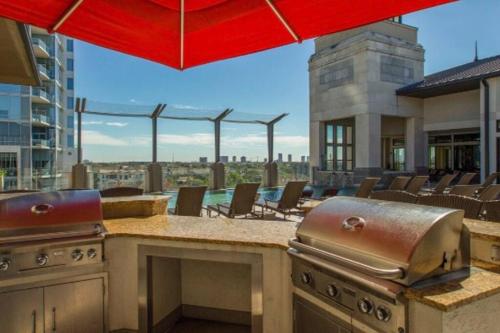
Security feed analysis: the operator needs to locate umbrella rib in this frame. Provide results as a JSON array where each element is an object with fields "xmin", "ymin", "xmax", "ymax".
[
  {"xmin": 265, "ymin": 0, "xmax": 300, "ymax": 42},
  {"xmin": 51, "ymin": 0, "xmax": 85, "ymax": 32},
  {"xmin": 180, "ymin": 0, "xmax": 185, "ymax": 69}
]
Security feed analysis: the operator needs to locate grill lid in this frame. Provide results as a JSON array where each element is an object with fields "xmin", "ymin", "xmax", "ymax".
[
  {"xmin": 0, "ymin": 190, "xmax": 103, "ymax": 244},
  {"xmin": 293, "ymin": 197, "xmax": 470, "ymax": 286}
]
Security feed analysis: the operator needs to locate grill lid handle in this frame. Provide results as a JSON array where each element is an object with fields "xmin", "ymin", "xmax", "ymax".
[
  {"xmin": 31, "ymin": 204, "xmax": 54, "ymax": 215},
  {"xmin": 342, "ymin": 216, "xmax": 366, "ymax": 231},
  {"xmin": 289, "ymin": 238, "xmax": 405, "ymax": 280}
]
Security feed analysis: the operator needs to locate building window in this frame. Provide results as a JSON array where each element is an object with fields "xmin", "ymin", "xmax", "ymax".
[
  {"xmin": 497, "ymin": 120, "xmax": 500, "ymax": 133},
  {"xmin": 67, "ymin": 58, "xmax": 74, "ymax": 71},
  {"xmin": 67, "ymin": 78, "xmax": 74, "ymax": 90},
  {"xmin": 66, "ymin": 39, "xmax": 74, "ymax": 52},
  {"xmin": 428, "ymin": 132, "xmax": 480, "ymax": 172},
  {"xmin": 67, "ymin": 115, "xmax": 74, "ymax": 128},
  {"xmin": 67, "ymin": 96, "xmax": 74, "ymax": 109},
  {"xmin": 324, "ymin": 119, "xmax": 354, "ymax": 171},
  {"xmin": 67, "ymin": 134, "xmax": 74, "ymax": 148}
]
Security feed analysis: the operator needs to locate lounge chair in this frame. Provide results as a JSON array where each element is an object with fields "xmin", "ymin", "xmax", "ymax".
[
  {"xmin": 479, "ymin": 200, "xmax": 500, "ymax": 222},
  {"xmin": 405, "ymin": 176, "xmax": 429, "ymax": 194},
  {"xmin": 477, "ymin": 184, "xmax": 500, "ymax": 201},
  {"xmin": 456, "ymin": 172, "xmax": 478, "ymax": 185},
  {"xmin": 388, "ymin": 176, "xmax": 412, "ymax": 191},
  {"xmin": 449, "ymin": 185, "xmax": 482, "ymax": 198},
  {"xmin": 482, "ymin": 172, "xmax": 500, "ymax": 187},
  {"xmin": 206, "ymin": 183, "xmax": 260, "ymax": 218},
  {"xmin": 417, "ymin": 194, "xmax": 482, "ymax": 219},
  {"xmin": 256, "ymin": 181, "xmax": 307, "ymax": 219},
  {"xmin": 168, "ymin": 186, "xmax": 207, "ymax": 217},
  {"xmin": 100, "ymin": 187, "xmax": 143, "ymax": 197},
  {"xmin": 429, "ymin": 173, "xmax": 459, "ymax": 194},
  {"xmin": 370, "ymin": 190, "xmax": 419, "ymax": 204},
  {"xmin": 355, "ymin": 177, "xmax": 381, "ymax": 198}
]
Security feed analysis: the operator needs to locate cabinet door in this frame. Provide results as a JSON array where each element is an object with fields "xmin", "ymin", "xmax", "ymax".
[
  {"xmin": 0, "ymin": 288, "xmax": 44, "ymax": 333},
  {"xmin": 44, "ymin": 279, "xmax": 104, "ymax": 333}
]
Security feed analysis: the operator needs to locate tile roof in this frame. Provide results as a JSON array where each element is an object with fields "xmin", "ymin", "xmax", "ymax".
[{"xmin": 397, "ymin": 55, "xmax": 500, "ymax": 97}]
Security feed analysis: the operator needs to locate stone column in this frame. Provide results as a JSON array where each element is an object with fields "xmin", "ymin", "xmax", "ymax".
[
  {"xmin": 209, "ymin": 162, "xmax": 225, "ymax": 190},
  {"xmin": 263, "ymin": 161, "xmax": 278, "ymax": 187},
  {"xmin": 354, "ymin": 113, "xmax": 382, "ymax": 182},
  {"xmin": 480, "ymin": 78, "xmax": 498, "ymax": 182},
  {"xmin": 145, "ymin": 163, "xmax": 163, "ymax": 193},
  {"xmin": 71, "ymin": 163, "xmax": 89, "ymax": 189},
  {"xmin": 405, "ymin": 117, "xmax": 426, "ymax": 174}
]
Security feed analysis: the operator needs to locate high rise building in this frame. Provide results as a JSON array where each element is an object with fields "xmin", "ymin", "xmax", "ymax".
[
  {"xmin": 232, "ymin": 156, "xmax": 236, "ymax": 162},
  {"xmin": 287, "ymin": 154, "xmax": 292, "ymax": 162},
  {"xmin": 277, "ymin": 153, "xmax": 283, "ymax": 163},
  {"xmin": 220, "ymin": 156, "xmax": 229, "ymax": 163},
  {"xmin": 199, "ymin": 157, "xmax": 208, "ymax": 163},
  {"xmin": 301, "ymin": 156, "xmax": 306, "ymax": 163},
  {"xmin": 240, "ymin": 156, "xmax": 247, "ymax": 163},
  {"xmin": 0, "ymin": 26, "xmax": 76, "ymax": 190}
]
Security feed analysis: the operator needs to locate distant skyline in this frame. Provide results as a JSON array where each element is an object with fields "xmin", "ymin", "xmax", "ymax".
[{"xmin": 75, "ymin": 0, "xmax": 500, "ymax": 162}]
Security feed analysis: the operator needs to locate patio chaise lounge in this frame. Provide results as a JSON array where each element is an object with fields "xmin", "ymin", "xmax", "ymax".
[
  {"xmin": 417, "ymin": 194, "xmax": 482, "ymax": 219},
  {"xmin": 405, "ymin": 175, "xmax": 429, "ymax": 194},
  {"xmin": 388, "ymin": 176, "xmax": 412, "ymax": 191},
  {"xmin": 168, "ymin": 186, "xmax": 207, "ymax": 217},
  {"xmin": 206, "ymin": 182, "xmax": 260, "ymax": 218},
  {"xmin": 370, "ymin": 190, "xmax": 419, "ymax": 204},
  {"xmin": 355, "ymin": 177, "xmax": 381, "ymax": 198},
  {"xmin": 256, "ymin": 181, "xmax": 308, "ymax": 219},
  {"xmin": 426, "ymin": 173, "xmax": 459, "ymax": 194},
  {"xmin": 456, "ymin": 172, "xmax": 478, "ymax": 185}
]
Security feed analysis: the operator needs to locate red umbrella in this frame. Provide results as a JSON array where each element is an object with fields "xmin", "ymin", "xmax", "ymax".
[{"xmin": 0, "ymin": 0, "xmax": 454, "ymax": 69}]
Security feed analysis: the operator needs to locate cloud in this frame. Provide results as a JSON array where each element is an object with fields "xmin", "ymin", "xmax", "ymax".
[
  {"xmin": 105, "ymin": 122, "xmax": 128, "ymax": 127},
  {"xmin": 82, "ymin": 130, "xmax": 128, "ymax": 146},
  {"xmin": 82, "ymin": 120, "xmax": 103, "ymax": 125},
  {"xmin": 158, "ymin": 133, "xmax": 213, "ymax": 145},
  {"xmin": 129, "ymin": 98, "xmax": 136, "ymax": 103}
]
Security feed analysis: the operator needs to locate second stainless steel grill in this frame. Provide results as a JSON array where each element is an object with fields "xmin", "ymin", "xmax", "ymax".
[{"xmin": 288, "ymin": 197, "xmax": 470, "ymax": 333}]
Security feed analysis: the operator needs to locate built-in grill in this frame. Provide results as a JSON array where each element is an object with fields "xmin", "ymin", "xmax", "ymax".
[
  {"xmin": 0, "ymin": 190, "xmax": 105, "ymax": 281},
  {"xmin": 288, "ymin": 197, "xmax": 470, "ymax": 333}
]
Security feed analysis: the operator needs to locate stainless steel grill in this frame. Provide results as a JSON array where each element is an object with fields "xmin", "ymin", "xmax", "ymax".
[
  {"xmin": 0, "ymin": 190, "xmax": 105, "ymax": 280},
  {"xmin": 288, "ymin": 197, "xmax": 470, "ymax": 333},
  {"xmin": 0, "ymin": 190, "xmax": 108, "ymax": 333}
]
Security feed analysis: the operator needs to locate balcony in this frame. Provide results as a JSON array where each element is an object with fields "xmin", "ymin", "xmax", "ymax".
[
  {"xmin": 32, "ymin": 88, "xmax": 52, "ymax": 104},
  {"xmin": 37, "ymin": 64, "xmax": 50, "ymax": 81},
  {"xmin": 32, "ymin": 38, "xmax": 50, "ymax": 58},
  {"xmin": 32, "ymin": 138, "xmax": 52, "ymax": 149},
  {"xmin": 32, "ymin": 113, "xmax": 51, "ymax": 127},
  {"xmin": 31, "ymin": 26, "xmax": 49, "ymax": 35}
]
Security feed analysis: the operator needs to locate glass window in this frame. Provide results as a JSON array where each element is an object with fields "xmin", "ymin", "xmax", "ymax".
[
  {"xmin": 324, "ymin": 119, "xmax": 354, "ymax": 171},
  {"xmin": 66, "ymin": 39, "xmax": 74, "ymax": 52},
  {"xmin": 67, "ymin": 116, "xmax": 74, "ymax": 128},
  {"xmin": 67, "ymin": 78, "xmax": 74, "ymax": 90},
  {"xmin": 67, "ymin": 58, "xmax": 74, "ymax": 71},
  {"xmin": 67, "ymin": 97, "xmax": 74, "ymax": 109}
]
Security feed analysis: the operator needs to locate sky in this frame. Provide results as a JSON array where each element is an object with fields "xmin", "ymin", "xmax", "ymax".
[{"xmin": 75, "ymin": 0, "xmax": 500, "ymax": 163}]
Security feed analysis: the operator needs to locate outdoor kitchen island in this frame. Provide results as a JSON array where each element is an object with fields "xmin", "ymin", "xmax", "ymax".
[{"xmin": 103, "ymin": 212, "xmax": 500, "ymax": 333}]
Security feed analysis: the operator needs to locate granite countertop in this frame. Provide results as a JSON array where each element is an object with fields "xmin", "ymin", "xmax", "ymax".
[
  {"xmin": 101, "ymin": 195, "xmax": 170, "ymax": 219},
  {"xmin": 405, "ymin": 260, "xmax": 500, "ymax": 311},
  {"xmin": 103, "ymin": 214, "xmax": 297, "ymax": 249},
  {"xmin": 464, "ymin": 218, "xmax": 500, "ymax": 242}
]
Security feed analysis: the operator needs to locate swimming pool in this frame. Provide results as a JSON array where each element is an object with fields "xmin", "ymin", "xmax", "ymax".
[{"xmin": 164, "ymin": 186, "xmax": 358, "ymax": 208}]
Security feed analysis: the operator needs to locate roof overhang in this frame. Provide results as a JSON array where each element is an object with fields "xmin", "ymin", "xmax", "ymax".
[
  {"xmin": 0, "ymin": 18, "xmax": 41, "ymax": 86},
  {"xmin": 397, "ymin": 72, "xmax": 500, "ymax": 98}
]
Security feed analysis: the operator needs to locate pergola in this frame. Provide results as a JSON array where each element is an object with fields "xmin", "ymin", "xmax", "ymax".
[{"xmin": 73, "ymin": 98, "xmax": 288, "ymax": 191}]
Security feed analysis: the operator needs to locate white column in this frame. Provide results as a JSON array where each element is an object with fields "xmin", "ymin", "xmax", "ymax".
[
  {"xmin": 355, "ymin": 113, "xmax": 381, "ymax": 170},
  {"xmin": 405, "ymin": 117, "xmax": 426, "ymax": 173}
]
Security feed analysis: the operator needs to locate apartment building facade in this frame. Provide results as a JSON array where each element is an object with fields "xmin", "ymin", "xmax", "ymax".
[
  {"xmin": 310, "ymin": 20, "xmax": 500, "ymax": 185},
  {"xmin": 0, "ymin": 26, "xmax": 76, "ymax": 190}
]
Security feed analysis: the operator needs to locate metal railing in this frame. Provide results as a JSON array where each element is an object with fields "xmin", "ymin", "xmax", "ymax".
[
  {"xmin": 37, "ymin": 64, "xmax": 48, "ymax": 78},
  {"xmin": 32, "ymin": 113, "xmax": 50, "ymax": 124},
  {"xmin": 32, "ymin": 88, "xmax": 53, "ymax": 102}
]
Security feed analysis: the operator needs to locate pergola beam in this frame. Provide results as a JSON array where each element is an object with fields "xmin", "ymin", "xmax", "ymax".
[
  {"xmin": 212, "ymin": 108, "xmax": 233, "ymax": 162},
  {"xmin": 50, "ymin": 0, "xmax": 85, "ymax": 32}
]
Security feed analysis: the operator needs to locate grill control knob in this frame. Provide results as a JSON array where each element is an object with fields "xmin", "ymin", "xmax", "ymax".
[
  {"xmin": 87, "ymin": 248, "xmax": 97, "ymax": 259},
  {"xmin": 376, "ymin": 306, "xmax": 392, "ymax": 322},
  {"xmin": 71, "ymin": 249, "xmax": 84, "ymax": 261},
  {"xmin": 300, "ymin": 272, "xmax": 312, "ymax": 285},
  {"xmin": 326, "ymin": 284, "xmax": 339, "ymax": 297},
  {"xmin": 357, "ymin": 298, "xmax": 374, "ymax": 314},
  {"xmin": 36, "ymin": 254, "xmax": 49, "ymax": 266},
  {"xmin": 0, "ymin": 258, "xmax": 10, "ymax": 272}
]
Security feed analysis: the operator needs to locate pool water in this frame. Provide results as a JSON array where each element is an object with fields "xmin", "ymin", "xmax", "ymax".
[
  {"xmin": 164, "ymin": 187, "xmax": 283, "ymax": 209},
  {"xmin": 164, "ymin": 186, "xmax": 358, "ymax": 209}
]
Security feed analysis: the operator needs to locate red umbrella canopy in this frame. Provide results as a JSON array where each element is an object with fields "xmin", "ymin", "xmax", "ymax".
[{"xmin": 0, "ymin": 0, "xmax": 455, "ymax": 69}]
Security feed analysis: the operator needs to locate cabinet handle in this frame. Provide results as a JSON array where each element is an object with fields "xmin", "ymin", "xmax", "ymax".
[
  {"xmin": 32, "ymin": 310, "xmax": 36, "ymax": 333},
  {"xmin": 52, "ymin": 307, "xmax": 56, "ymax": 332}
]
